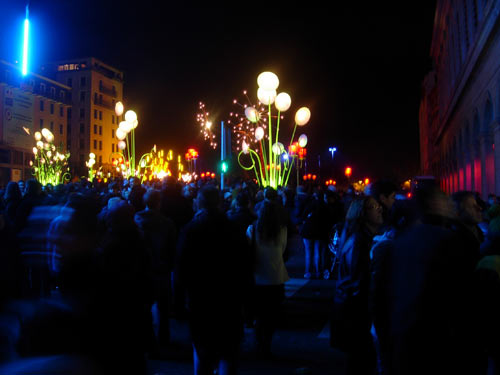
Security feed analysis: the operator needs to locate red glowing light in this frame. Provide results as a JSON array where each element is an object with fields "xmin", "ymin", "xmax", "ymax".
[
  {"xmin": 364, "ymin": 178, "xmax": 370, "ymax": 185},
  {"xmin": 345, "ymin": 167, "xmax": 352, "ymax": 178}
]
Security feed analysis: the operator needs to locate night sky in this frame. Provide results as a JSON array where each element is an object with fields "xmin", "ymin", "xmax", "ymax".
[{"xmin": 0, "ymin": 1, "xmax": 437, "ymax": 183}]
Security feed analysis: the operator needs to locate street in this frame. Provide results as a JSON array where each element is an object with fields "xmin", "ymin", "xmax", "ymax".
[{"xmin": 149, "ymin": 234, "xmax": 346, "ymax": 375}]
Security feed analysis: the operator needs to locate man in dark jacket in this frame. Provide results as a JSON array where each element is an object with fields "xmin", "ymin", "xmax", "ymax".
[
  {"xmin": 135, "ymin": 188, "xmax": 177, "ymax": 348},
  {"xmin": 177, "ymin": 186, "xmax": 249, "ymax": 375},
  {"xmin": 382, "ymin": 187, "xmax": 483, "ymax": 375}
]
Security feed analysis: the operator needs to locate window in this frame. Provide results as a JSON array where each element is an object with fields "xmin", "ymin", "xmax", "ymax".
[
  {"xmin": 80, "ymin": 76, "xmax": 86, "ymax": 87},
  {"xmin": 99, "ymin": 94, "xmax": 102, "ymax": 104},
  {"xmin": 67, "ymin": 78, "xmax": 72, "ymax": 87},
  {"xmin": 94, "ymin": 92, "xmax": 98, "ymax": 103},
  {"xmin": 60, "ymin": 106, "xmax": 64, "ymax": 117},
  {"xmin": 80, "ymin": 91, "xmax": 85, "ymax": 102},
  {"xmin": 99, "ymin": 155, "xmax": 102, "ymax": 164},
  {"xmin": 67, "ymin": 108, "xmax": 72, "ymax": 120},
  {"xmin": 94, "ymin": 140, "xmax": 97, "ymax": 149},
  {"xmin": 99, "ymin": 126, "xmax": 102, "ymax": 135},
  {"xmin": 50, "ymin": 121, "xmax": 54, "ymax": 131},
  {"xmin": 99, "ymin": 80, "xmax": 103, "ymax": 90},
  {"xmin": 67, "ymin": 124, "xmax": 71, "ymax": 134},
  {"xmin": 80, "ymin": 108, "xmax": 85, "ymax": 119},
  {"xmin": 80, "ymin": 123, "xmax": 84, "ymax": 134},
  {"xmin": 50, "ymin": 87, "xmax": 56, "ymax": 97},
  {"xmin": 40, "ymin": 100, "xmax": 44, "ymax": 111},
  {"xmin": 40, "ymin": 83, "xmax": 46, "ymax": 93},
  {"xmin": 99, "ymin": 111, "xmax": 102, "ymax": 120},
  {"xmin": 80, "ymin": 139, "xmax": 84, "ymax": 149},
  {"xmin": 94, "ymin": 109, "xmax": 97, "ymax": 119},
  {"xmin": 40, "ymin": 119, "xmax": 44, "ymax": 128},
  {"xmin": 50, "ymin": 103, "xmax": 54, "ymax": 114},
  {"xmin": 59, "ymin": 124, "xmax": 63, "ymax": 134},
  {"xmin": 112, "ymin": 144, "xmax": 115, "ymax": 152},
  {"xmin": 59, "ymin": 91, "xmax": 65, "ymax": 101},
  {"xmin": 112, "ymin": 115, "xmax": 115, "ymax": 124},
  {"xmin": 94, "ymin": 124, "xmax": 97, "ymax": 134},
  {"xmin": 99, "ymin": 141, "xmax": 102, "ymax": 150},
  {"xmin": 112, "ymin": 129, "xmax": 115, "ymax": 138}
]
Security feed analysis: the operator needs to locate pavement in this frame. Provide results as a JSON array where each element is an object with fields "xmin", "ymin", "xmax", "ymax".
[{"xmin": 148, "ymin": 234, "xmax": 347, "ymax": 375}]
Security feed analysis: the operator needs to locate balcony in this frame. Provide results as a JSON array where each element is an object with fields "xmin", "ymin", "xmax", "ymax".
[
  {"xmin": 93, "ymin": 97, "xmax": 113, "ymax": 110},
  {"xmin": 99, "ymin": 83, "xmax": 117, "ymax": 98}
]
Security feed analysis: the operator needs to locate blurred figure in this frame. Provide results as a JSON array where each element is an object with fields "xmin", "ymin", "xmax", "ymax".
[
  {"xmin": 247, "ymin": 200, "xmax": 289, "ymax": 358},
  {"xmin": 331, "ymin": 196, "xmax": 383, "ymax": 375},
  {"xmin": 452, "ymin": 191, "xmax": 484, "ymax": 247},
  {"xmin": 2, "ymin": 182, "xmax": 22, "ymax": 230},
  {"xmin": 177, "ymin": 186, "xmax": 248, "ymax": 375},
  {"xmin": 383, "ymin": 187, "xmax": 483, "ymax": 375},
  {"xmin": 368, "ymin": 180, "xmax": 398, "ymax": 230},
  {"xmin": 134, "ymin": 189, "xmax": 177, "ymax": 348}
]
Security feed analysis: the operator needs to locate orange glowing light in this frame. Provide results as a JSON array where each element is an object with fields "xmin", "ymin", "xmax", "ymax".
[
  {"xmin": 345, "ymin": 167, "xmax": 352, "ymax": 178},
  {"xmin": 364, "ymin": 178, "xmax": 370, "ymax": 185}
]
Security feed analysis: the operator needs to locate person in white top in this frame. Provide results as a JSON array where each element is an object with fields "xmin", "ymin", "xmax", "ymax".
[{"xmin": 246, "ymin": 199, "xmax": 289, "ymax": 358}]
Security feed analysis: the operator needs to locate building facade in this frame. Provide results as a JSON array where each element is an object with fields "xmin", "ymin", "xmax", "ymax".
[
  {"xmin": 420, "ymin": 0, "xmax": 500, "ymax": 198},
  {"xmin": 0, "ymin": 60, "xmax": 71, "ymax": 187},
  {"xmin": 42, "ymin": 57, "xmax": 124, "ymax": 177}
]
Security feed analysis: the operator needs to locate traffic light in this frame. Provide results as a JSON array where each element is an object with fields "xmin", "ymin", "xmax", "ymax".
[{"xmin": 220, "ymin": 159, "xmax": 229, "ymax": 173}]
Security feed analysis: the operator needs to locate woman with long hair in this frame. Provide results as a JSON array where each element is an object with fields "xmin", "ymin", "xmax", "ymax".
[
  {"xmin": 247, "ymin": 199, "xmax": 289, "ymax": 358},
  {"xmin": 331, "ymin": 196, "xmax": 383, "ymax": 375}
]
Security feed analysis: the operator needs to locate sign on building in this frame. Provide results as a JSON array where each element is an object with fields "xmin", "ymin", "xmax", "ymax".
[{"xmin": 3, "ymin": 87, "xmax": 33, "ymax": 149}]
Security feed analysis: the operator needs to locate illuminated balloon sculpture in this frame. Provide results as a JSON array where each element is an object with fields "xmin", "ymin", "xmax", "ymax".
[
  {"xmin": 114, "ymin": 101, "xmax": 139, "ymax": 178},
  {"xmin": 31, "ymin": 129, "xmax": 71, "ymax": 185},
  {"xmin": 237, "ymin": 72, "xmax": 311, "ymax": 188}
]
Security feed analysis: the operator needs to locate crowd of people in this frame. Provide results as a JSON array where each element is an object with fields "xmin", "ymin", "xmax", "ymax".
[{"xmin": 1, "ymin": 175, "xmax": 500, "ymax": 374}]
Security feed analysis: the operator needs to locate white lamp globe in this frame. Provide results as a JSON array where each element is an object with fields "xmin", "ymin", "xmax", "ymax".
[
  {"xmin": 119, "ymin": 121, "xmax": 133, "ymax": 133},
  {"xmin": 41, "ymin": 128, "xmax": 54, "ymax": 142},
  {"xmin": 131, "ymin": 119, "xmax": 138, "ymax": 129},
  {"xmin": 115, "ymin": 101, "xmax": 124, "ymax": 116},
  {"xmin": 242, "ymin": 140, "xmax": 249, "ymax": 154},
  {"xmin": 257, "ymin": 71, "xmax": 279, "ymax": 90},
  {"xmin": 89, "ymin": 152, "xmax": 96, "ymax": 159},
  {"xmin": 244, "ymin": 107, "xmax": 259, "ymax": 123},
  {"xmin": 125, "ymin": 110, "xmax": 137, "ymax": 124},
  {"xmin": 255, "ymin": 126, "xmax": 265, "ymax": 141},
  {"xmin": 36, "ymin": 141, "xmax": 43, "ymax": 148},
  {"xmin": 275, "ymin": 92, "xmax": 291, "ymax": 112},
  {"xmin": 257, "ymin": 88, "xmax": 277, "ymax": 105},
  {"xmin": 295, "ymin": 107, "xmax": 311, "ymax": 126},
  {"xmin": 35, "ymin": 131, "xmax": 42, "ymax": 141},
  {"xmin": 118, "ymin": 140, "xmax": 126, "ymax": 150},
  {"xmin": 33, "ymin": 147, "xmax": 38, "ymax": 154},
  {"xmin": 116, "ymin": 128, "xmax": 127, "ymax": 141},
  {"xmin": 88, "ymin": 159, "xmax": 95, "ymax": 167},
  {"xmin": 272, "ymin": 142, "xmax": 284, "ymax": 155},
  {"xmin": 298, "ymin": 134, "xmax": 308, "ymax": 148}
]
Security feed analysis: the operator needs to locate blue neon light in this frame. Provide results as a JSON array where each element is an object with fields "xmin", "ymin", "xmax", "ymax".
[{"xmin": 22, "ymin": 18, "xmax": 29, "ymax": 75}]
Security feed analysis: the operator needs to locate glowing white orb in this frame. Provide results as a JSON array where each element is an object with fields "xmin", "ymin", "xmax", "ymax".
[
  {"xmin": 275, "ymin": 92, "xmax": 291, "ymax": 112},
  {"xmin": 41, "ymin": 128, "xmax": 54, "ymax": 142},
  {"xmin": 257, "ymin": 88, "xmax": 277, "ymax": 105},
  {"xmin": 33, "ymin": 147, "xmax": 37, "ymax": 154},
  {"xmin": 119, "ymin": 120, "xmax": 132, "ymax": 133},
  {"xmin": 295, "ymin": 107, "xmax": 311, "ymax": 126},
  {"xmin": 272, "ymin": 142, "xmax": 284, "ymax": 155},
  {"xmin": 255, "ymin": 126, "xmax": 265, "ymax": 141},
  {"xmin": 115, "ymin": 101, "xmax": 124, "ymax": 116},
  {"xmin": 36, "ymin": 141, "xmax": 44, "ymax": 148},
  {"xmin": 257, "ymin": 71, "xmax": 279, "ymax": 90},
  {"xmin": 89, "ymin": 152, "xmax": 96, "ymax": 159},
  {"xmin": 88, "ymin": 159, "xmax": 95, "ymax": 167},
  {"xmin": 118, "ymin": 140, "xmax": 126, "ymax": 150},
  {"xmin": 205, "ymin": 121, "xmax": 212, "ymax": 129},
  {"xmin": 242, "ymin": 141, "xmax": 249, "ymax": 154},
  {"xmin": 244, "ymin": 107, "xmax": 259, "ymax": 123},
  {"xmin": 34, "ymin": 132, "xmax": 42, "ymax": 141},
  {"xmin": 298, "ymin": 134, "xmax": 308, "ymax": 148},
  {"xmin": 131, "ymin": 119, "xmax": 138, "ymax": 129},
  {"xmin": 116, "ymin": 128, "xmax": 127, "ymax": 141},
  {"xmin": 124, "ymin": 110, "xmax": 137, "ymax": 123}
]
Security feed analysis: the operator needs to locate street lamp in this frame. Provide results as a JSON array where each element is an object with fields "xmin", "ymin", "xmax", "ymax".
[{"xmin": 329, "ymin": 147, "xmax": 337, "ymax": 159}]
